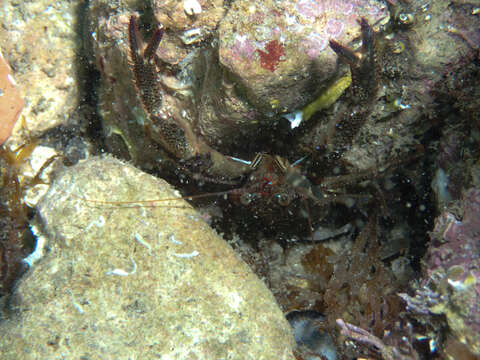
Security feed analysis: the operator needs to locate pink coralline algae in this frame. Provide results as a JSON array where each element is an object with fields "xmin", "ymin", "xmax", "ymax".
[
  {"xmin": 220, "ymin": 0, "xmax": 387, "ymax": 75},
  {"xmin": 257, "ymin": 40, "xmax": 286, "ymax": 72},
  {"xmin": 295, "ymin": 0, "xmax": 325, "ymax": 18},
  {"xmin": 427, "ymin": 188, "xmax": 480, "ymax": 276},
  {"xmin": 218, "ymin": 0, "xmax": 388, "ymax": 121},
  {"xmin": 301, "ymin": 33, "xmax": 329, "ymax": 59},
  {"xmin": 325, "ymin": 18, "xmax": 345, "ymax": 38},
  {"xmin": 401, "ymin": 187, "xmax": 480, "ymax": 356},
  {"xmin": 231, "ymin": 35, "xmax": 256, "ymax": 62}
]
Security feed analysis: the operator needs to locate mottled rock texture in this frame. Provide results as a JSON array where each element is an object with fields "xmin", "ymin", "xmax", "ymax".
[
  {"xmin": 87, "ymin": 0, "xmax": 391, "ymax": 163},
  {"xmin": 401, "ymin": 185, "xmax": 480, "ymax": 357},
  {"xmin": 0, "ymin": 0, "xmax": 80, "ymax": 145},
  {"xmin": 423, "ymin": 188, "xmax": 480, "ymax": 355},
  {"xmin": 0, "ymin": 156, "xmax": 295, "ymax": 359},
  {"xmin": 0, "ymin": 50, "xmax": 24, "ymax": 145},
  {"xmin": 218, "ymin": 0, "xmax": 388, "ymax": 113}
]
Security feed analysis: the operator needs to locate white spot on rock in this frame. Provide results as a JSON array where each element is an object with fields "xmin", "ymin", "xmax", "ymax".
[
  {"xmin": 283, "ymin": 110, "xmax": 303, "ymax": 129},
  {"xmin": 184, "ymin": 0, "xmax": 202, "ymax": 15},
  {"xmin": 173, "ymin": 250, "xmax": 199, "ymax": 258}
]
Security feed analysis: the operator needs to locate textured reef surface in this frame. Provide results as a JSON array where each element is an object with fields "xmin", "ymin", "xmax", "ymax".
[
  {"xmin": 0, "ymin": 0, "xmax": 479, "ymax": 358},
  {"xmin": 401, "ymin": 185, "xmax": 480, "ymax": 357}
]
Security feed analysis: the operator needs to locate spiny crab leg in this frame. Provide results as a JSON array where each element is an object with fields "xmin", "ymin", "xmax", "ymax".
[
  {"xmin": 329, "ymin": 17, "xmax": 378, "ymax": 103},
  {"xmin": 127, "ymin": 15, "xmax": 250, "ymax": 179},
  {"xmin": 128, "ymin": 15, "xmax": 164, "ymax": 117},
  {"xmin": 325, "ymin": 18, "xmax": 379, "ymax": 159},
  {"xmin": 125, "ymin": 15, "xmax": 382, "ymax": 227},
  {"xmin": 128, "ymin": 14, "xmax": 192, "ymax": 159}
]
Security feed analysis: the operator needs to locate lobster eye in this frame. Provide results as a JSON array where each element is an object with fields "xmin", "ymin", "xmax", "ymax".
[{"xmin": 276, "ymin": 193, "xmax": 291, "ymax": 207}]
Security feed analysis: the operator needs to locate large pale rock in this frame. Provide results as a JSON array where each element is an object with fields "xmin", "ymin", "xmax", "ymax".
[{"xmin": 0, "ymin": 156, "xmax": 295, "ymax": 359}]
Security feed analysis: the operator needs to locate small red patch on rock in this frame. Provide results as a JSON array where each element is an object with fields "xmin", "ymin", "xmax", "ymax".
[{"xmin": 257, "ymin": 40, "xmax": 285, "ymax": 72}]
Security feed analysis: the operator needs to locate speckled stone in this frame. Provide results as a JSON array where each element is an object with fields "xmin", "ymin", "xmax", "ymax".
[
  {"xmin": 401, "ymin": 185, "xmax": 480, "ymax": 357},
  {"xmin": 0, "ymin": 0, "xmax": 80, "ymax": 145},
  {"xmin": 424, "ymin": 188, "xmax": 480, "ymax": 355},
  {"xmin": 0, "ymin": 156, "xmax": 295, "ymax": 360},
  {"xmin": 218, "ymin": 0, "xmax": 389, "ymax": 113}
]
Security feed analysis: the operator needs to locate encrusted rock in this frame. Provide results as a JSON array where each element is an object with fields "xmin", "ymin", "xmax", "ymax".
[
  {"xmin": 218, "ymin": 0, "xmax": 388, "ymax": 113},
  {"xmin": 88, "ymin": 0, "xmax": 479, "ymax": 176},
  {"xmin": 87, "ymin": 0, "xmax": 390, "ymax": 164},
  {"xmin": 0, "ymin": 0, "xmax": 80, "ymax": 145},
  {"xmin": 401, "ymin": 187, "xmax": 480, "ymax": 356},
  {"xmin": 0, "ymin": 50, "xmax": 24, "ymax": 145},
  {"xmin": 0, "ymin": 156, "xmax": 295, "ymax": 359}
]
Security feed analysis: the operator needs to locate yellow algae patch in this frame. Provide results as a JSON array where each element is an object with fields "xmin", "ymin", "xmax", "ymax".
[{"xmin": 302, "ymin": 74, "xmax": 352, "ymax": 122}]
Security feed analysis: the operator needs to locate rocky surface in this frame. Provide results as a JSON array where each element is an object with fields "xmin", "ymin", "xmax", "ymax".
[
  {"xmin": 87, "ymin": 0, "xmax": 391, "ymax": 163},
  {"xmin": 0, "ymin": 49, "xmax": 24, "ymax": 145},
  {"xmin": 0, "ymin": 0, "xmax": 82, "ymax": 145},
  {"xmin": 401, "ymin": 184, "xmax": 480, "ymax": 357},
  {"xmin": 0, "ymin": 0, "xmax": 479, "ymax": 358},
  {"xmin": 218, "ymin": 0, "xmax": 388, "ymax": 113},
  {"xmin": 0, "ymin": 156, "xmax": 295, "ymax": 359},
  {"xmin": 88, "ymin": 0, "xmax": 148, "ymax": 164},
  {"xmin": 87, "ymin": 0, "xmax": 479, "ymax": 174}
]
